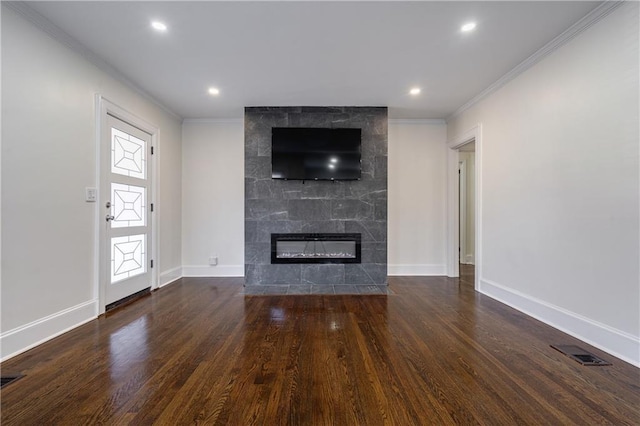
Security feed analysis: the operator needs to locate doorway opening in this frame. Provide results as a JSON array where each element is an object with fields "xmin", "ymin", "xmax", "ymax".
[
  {"xmin": 446, "ymin": 124, "xmax": 482, "ymax": 290},
  {"xmin": 458, "ymin": 142, "xmax": 476, "ymax": 286}
]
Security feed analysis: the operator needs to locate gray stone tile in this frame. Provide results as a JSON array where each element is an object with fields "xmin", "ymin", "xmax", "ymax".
[
  {"xmin": 362, "ymin": 263, "xmax": 388, "ymax": 285},
  {"xmin": 334, "ymin": 285, "xmax": 359, "ymax": 294},
  {"xmin": 374, "ymin": 156, "xmax": 387, "ymax": 179},
  {"xmin": 245, "ymin": 242, "xmax": 271, "ymax": 265},
  {"xmin": 345, "ymin": 263, "xmax": 389, "ymax": 285},
  {"xmin": 244, "ymin": 107, "xmax": 388, "ymax": 289},
  {"xmin": 301, "ymin": 106, "xmax": 345, "ymax": 114},
  {"xmin": 256, "ymin": 221, "xmax": 301, "ymax": 243},
  {"xmin": 244, "ymin": 133, "xmax": 259, "ymax": 157},
  {"xmin": 310, "ymin": 285, "xmax": 335, "ymax": 295},
  {"xmin": 345, "ymin": 221, "xmax": 387, "ymax": 242},
  {"xmin": 245, "ymin": 156, "xmax": 271, "ymax": 179},
  {"xmin": 299, "ymin": 221, "xmax": 345, "ymax": 234},
  {"xmin": 245, "ymin": 220, "xmax": 258, "ymax": 243},
  {"xmin": 280, "ymin": 180, "xmax": 304, "ymax": 199},
  {"xmin": 246, "ymin": 264, "xmax": 301, "ymax": 285},
  {"xmin": 374, "ymin": 200, "xmax": 387, "ymax": 220},
  {"xmin": 263, "ymin": 285, "xmax": 289, "ymax": 295},
  {"xmin": 287, "ymin": 285, "xmax": 311, "ymax": 295},
  {"xmin": 328, "ymin": 113, "xmax": 352, "ymax": 125},
  {"xmin": 331, "ymin": 200, "xmax": 374, "ymax": 221},
  {"xmin": 368, "ymin": 134, "xmax": 388, "ymax": 158},
  {"xmin": 302, "ymin": 265, "xmax": 345, "ymax": 285},
  {"xmin": 260, "ymin": 264, "xmax": 301, "ymax": 285},
  {"xmin": 359, "ymin": 158, "xmax": 374, "ymax": 179},
  {"xmin": 245, "ymin": 178, "xmax": 258, "ymax": 200},
  {"xmin": 298, "ymin": 181, "xmax": 345, "ymax": 199},
  {"xmin": 344, "ymin": 180, "xmax": 386, "ymax": 201},
  {"xmin": 246, "ymin": 179, "xmax": 284, "ymax": 200},
  {"xmin": 243, "ymin": 286, "xmax": 266, "ymax": 295},
  {"xmin": 357, "ymin": 285, "xmax": 386, "ymax": 295},
  {"xmin": 245, "ymin": 264, "xmax": 258, "ymax": 285},
  {"xmin": 346, "ymin": 107, "xmax": 386, "ymax": 114},
  {"xmin": 288, "ymin": 199, "xmax": 331, "ymax": 221},
  {"xmin": 245, "ymin": 199, "xmax": 288, "ymax": 221},
  {"xmin": 361, "ymin": 243, "xmax": 388, "ymax": 264},
  {"xmin": 246, "ymin": 107, "xmax": 301, "ymax": 114},
  {"xmin": 344, "ymin": 264, "xmax": 374, "ymax": 284},
  {"xmin": 289, "ymin": 114, "xmax": 334, "ymax": 128}
]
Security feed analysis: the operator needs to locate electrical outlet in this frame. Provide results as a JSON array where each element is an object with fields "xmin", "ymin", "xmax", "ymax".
[{"xmin": 209, "ymin": 256, "xmax": 218, "ymax": 266}]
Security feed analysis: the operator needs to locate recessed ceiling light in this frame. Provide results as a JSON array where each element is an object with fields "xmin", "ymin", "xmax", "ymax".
[
  {"xmin": 461, "ymin": 22, "xmax": 477, "ymax": 33},
  {"xmin": 151, "ymin": 21, "xmax": 167, "ymax": 32},
  {"xmin": 410, "ymin": 88, "xmax": 421, "ymax": 96},
  {"xmin": 208, "ymin": 87, "xmax": 220, "ymax": 96},
  {"xmin": 330, "ymin": 157, "xmax": 338, "ymax": 163}
]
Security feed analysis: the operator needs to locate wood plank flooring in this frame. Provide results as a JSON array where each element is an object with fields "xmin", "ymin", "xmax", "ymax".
[{"xmin": 1, "ymin": 275, "xmax": 638, "ymax": 425}]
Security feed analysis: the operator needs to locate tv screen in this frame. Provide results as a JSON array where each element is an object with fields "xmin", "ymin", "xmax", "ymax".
[{"xmin": 271, "ymin": 128, "xmax": 361, "ymax": 181}]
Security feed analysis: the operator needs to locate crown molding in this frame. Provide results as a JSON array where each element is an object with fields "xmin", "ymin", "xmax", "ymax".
[
  {"xmin": 389, "ymin": 118, "xmax": 446, "ymax": 125},
  {"xmin": 182, "ymin": 118, "xmax": 244, "ymax": 124},
  {"xmin": 4, "ymin": 1, "xmax": 182, "ymax": 121},
  {"xmin": 447, "ymin": 0, "xmax": 624, "ymax": 122}
]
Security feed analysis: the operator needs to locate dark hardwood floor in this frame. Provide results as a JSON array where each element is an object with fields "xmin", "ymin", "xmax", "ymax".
[{"xmin": 1, "ymin": 276, "xmax": 638, "ymax": 425}]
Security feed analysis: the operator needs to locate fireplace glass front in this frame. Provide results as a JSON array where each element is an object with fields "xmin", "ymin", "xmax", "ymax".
[{"xmin": 271, "ymin": 233, "xmax": 361, "ymax": 264}]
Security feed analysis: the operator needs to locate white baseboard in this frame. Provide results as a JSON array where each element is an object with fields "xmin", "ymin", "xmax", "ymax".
[
  {"xmin": 0, "ymin": 299, "xmax": 98, "ymax": 362},
  {"xmin": 182, "ymin": 265, "xmax": 244, "ymax": 277},
  {"xmin": 463, "ymin": 254, "xmax": 475, "ymax": 265},
  {"xmin": 159, "ymin": 266, "xmax": 182, "ymax": 288},
  {"xmin": 388, "ymin": 264, "xmax": 447, "ymax": 276},
  {"xmin": 479, "ymin": 278, "xmax": 640, "ymax": 367}
]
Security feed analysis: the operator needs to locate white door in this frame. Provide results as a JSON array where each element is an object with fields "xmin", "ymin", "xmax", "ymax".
[{"xmin": 101, "ymin": 113, "xmax": 153, "ymax": 305}]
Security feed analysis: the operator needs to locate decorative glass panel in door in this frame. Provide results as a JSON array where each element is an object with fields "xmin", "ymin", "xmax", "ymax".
[{"xmin": 105, "ymin": 114, "xmax": 152, "ymax": 304}]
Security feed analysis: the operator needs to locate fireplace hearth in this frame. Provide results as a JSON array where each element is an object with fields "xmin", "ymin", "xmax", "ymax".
[{"xmin": 271, "ymin": 233, "xmax": 361, "ymax": 264}]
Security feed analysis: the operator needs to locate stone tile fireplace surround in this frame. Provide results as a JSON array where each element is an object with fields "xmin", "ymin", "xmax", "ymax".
[{"xmin": 244, "ymin": 107, "xmax": 388, "ymax": 295}]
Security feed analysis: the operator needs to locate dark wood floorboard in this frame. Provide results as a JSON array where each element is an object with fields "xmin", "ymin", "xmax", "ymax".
[{"xmin": 1, "ymin": 276, "xmax": 638, "ymax": 425}]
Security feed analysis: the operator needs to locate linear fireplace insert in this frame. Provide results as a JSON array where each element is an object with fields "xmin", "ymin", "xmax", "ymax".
[{"xmin": 271, "ymin": 233, "xmax": 361, "ymax": 264}]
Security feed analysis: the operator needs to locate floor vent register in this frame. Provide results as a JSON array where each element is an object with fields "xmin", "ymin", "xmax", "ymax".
[
  {"xmin": 1, "ymin": 375, "xmax": 24, "ymax": 389},
  {"xmin": 551, "ymin": 345, "xmax": 612, "ymax": 366}
]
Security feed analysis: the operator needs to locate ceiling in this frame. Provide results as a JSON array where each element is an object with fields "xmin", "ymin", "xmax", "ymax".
[{"xmin": 23, "ymin": 1, "xmax": 600, "ymax": 119}]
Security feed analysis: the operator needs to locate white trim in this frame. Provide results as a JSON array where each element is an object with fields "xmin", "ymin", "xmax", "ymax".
[
  {"xmin": 388, "ymin": 264, "xmax": 447, "ymax": 276},
  {"xmin": 446, "ymin": 124, "xmax": 483, "ymax": 292},
  {"xmin": 4, "ymin": 1, "xmax": 181, "ymax": 120},
  {"xmin": 388, "ymin": 119, "xmax": 446, "ymax": 125},
  {"xmin": 159, "ymin": 266, "xmax": 183, "ymax": 288},
  {"xmin": 0, "ymin": 300, "xmax": 98, "ymax": 362},
  {"xmin": 479, "ymin": 278, "xmax": 640, "ymax": 368},
  {"xmin": 448, "ymin": 1, "xmax": 623, "ymax": 121},
  {"xmin": 463, "ymin": 254, "xmax": 475, "ymax": 265},
  {"xmin": 182, "ymin": 118, "xmax": 244, "ymax": 124},
  {"xmin": 95, "ymin": 95, "xmax": 160, "ymax": 314},
  {"xmin": 182, "ymin": 265, "xmax": 245, "ymax": 277}
]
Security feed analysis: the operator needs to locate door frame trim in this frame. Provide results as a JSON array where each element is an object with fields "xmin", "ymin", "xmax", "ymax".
[
  {"xmin": 446, "ymin": 124, "xmax": 482, "ymax": 290},
  {"xmin": 94, "ymin": 95, "xmax": 159, "ymax": 314}
]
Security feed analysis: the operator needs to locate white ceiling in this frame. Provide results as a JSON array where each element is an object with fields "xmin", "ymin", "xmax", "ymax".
[{"xmin": 24, "ymin": 1, "xmax": 600, "ymax": 119}]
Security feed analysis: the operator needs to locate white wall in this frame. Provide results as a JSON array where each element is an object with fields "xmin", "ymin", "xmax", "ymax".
[
  {"xmin": 448, "ymin": 2, "xmax": 639, "ymax": 365},
  {"xmin": 181, "ymin": 120, "xmax": 244, "ymax": 277},
  {"xmin": 1, "ymin": 6, "xmax": 182, "ymax": 359},
  {"xmin": 388, "ymin": 121, "xmax": 448, "ymax": 275}
]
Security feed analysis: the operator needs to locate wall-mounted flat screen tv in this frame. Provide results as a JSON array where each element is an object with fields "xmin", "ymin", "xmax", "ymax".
[{"xmin": 271, "ymin": 127, "xmax": 361, "ymax": 181}]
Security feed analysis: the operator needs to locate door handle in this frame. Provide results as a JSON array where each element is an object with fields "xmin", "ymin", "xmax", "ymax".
[{"xmin": 106, "ymin": 215, "xmax": 115, "ymax": 222}]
